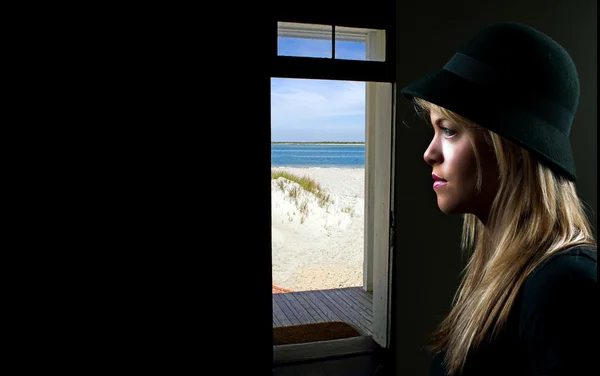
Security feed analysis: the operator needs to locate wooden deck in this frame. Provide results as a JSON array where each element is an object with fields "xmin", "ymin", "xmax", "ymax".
[{"xmin": 272, "ymin": 286, "xmax": 373, "ymax": 336}]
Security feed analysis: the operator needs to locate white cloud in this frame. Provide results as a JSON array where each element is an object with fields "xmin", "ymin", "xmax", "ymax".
[{"xmin": 271, "ymin": 78, "xmax": 365, "ymax": 127}]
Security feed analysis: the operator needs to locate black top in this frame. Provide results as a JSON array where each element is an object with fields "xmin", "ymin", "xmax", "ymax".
[{"xmin": 429, "ymin": 246, "xmax": 598, "ymax": 376}]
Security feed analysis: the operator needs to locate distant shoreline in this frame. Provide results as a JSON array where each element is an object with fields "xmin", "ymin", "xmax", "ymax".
[{"xmin": 272, "ymin": 142, "xmax": 364, "ymax": 145}]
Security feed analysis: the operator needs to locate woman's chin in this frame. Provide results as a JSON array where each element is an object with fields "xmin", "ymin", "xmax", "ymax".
[{"xmin": 437, "ymin": 199, "xmax": 461, "ymax": 215}]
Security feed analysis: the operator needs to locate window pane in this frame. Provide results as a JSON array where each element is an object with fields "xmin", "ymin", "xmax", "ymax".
[
  {"xmin": 335, "ymin": 26, "xmax": 385, "ymax": 62},
  {"xmin": 278, "ymin": 22, "xmax": 332, "ymax": 59}
]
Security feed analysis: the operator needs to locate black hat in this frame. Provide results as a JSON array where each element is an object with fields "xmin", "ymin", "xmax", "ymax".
[{"xmin": 401, "ymin": 22, "xmax": 579, "ymax": 181}]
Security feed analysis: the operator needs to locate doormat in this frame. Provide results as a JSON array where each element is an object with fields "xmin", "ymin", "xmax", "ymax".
[{"xmin": 273, "ymin": 321, "xmax": 361, "ymax": 345}]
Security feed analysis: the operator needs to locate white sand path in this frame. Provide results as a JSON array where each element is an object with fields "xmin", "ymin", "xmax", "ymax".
[{"xmin": 271, "ymin": 167, "xmax": 365, "ymax": 291}]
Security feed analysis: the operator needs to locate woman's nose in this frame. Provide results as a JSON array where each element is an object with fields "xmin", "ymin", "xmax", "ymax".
[{"xmin": 423, "ymin": 140, "xmax": 440, "ymax": 166}]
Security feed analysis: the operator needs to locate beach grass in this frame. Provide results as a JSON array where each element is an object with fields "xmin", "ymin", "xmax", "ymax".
[{"xmin": 272, "ymin": 170, "xmax": 332, "ymax": 208}]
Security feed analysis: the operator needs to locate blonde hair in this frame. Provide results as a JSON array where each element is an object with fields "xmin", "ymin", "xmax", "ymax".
[{"xmin": 414, "ymin": 97, "xmax": 597, "ymax": 375}]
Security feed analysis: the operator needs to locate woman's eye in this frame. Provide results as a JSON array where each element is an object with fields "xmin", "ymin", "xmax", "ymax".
[{"xmin": 441, "ymin": 127, "xmax": 456, "ymax": 137}]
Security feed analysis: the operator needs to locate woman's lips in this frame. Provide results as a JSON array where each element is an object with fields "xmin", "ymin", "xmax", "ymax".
[{"xmin": 432, "ymin": 173, "xmax": 447, "ymax": 189}]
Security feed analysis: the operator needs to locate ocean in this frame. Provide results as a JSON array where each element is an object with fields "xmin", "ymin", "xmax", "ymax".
[{"xmin": 271, "ymin": 143, "xmax": 365, "ymax": 168}]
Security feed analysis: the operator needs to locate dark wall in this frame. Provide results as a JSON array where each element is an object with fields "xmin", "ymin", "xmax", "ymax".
[
  {"xmin": 83, "ymin": 8, "xmax": 277, "ymax": 374},
  {"xmin": 393, "ymin": 0, "xmax": 597, "ymax": 374}
]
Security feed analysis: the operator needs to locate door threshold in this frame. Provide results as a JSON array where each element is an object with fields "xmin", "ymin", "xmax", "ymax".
[{"xmin": 273, "ymin": 335, "xmax": 375, "ymax": 365}]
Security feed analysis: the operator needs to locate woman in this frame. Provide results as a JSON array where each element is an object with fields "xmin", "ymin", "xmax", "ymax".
[{"xmin": 401, "ymin": 22, "xmax": 598, "ymax": 375}]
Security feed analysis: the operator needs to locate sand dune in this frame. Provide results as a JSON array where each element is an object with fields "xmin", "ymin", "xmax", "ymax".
[{"xmin": 271, "ymin": 167, "xmax": 365, "ymax": 291}]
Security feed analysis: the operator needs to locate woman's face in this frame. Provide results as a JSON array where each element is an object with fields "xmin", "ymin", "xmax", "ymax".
[{"xmin": 423, "ymin": 110, "xmax": 499, "ymax": 224}]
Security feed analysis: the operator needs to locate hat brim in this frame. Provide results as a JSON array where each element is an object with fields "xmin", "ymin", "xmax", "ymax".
[{"xmin": 400, "ymin": 69, "xmax": 577, "ymax": 181}]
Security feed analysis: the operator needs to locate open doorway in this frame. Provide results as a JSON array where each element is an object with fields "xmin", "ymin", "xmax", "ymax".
[
  {"xmin": 271, "ymin": 21, "xmax": 393, "ymax": 363},
  {"xmin": 270, "ymin": 76, "xmax": 372, "ymax": 345},
  {"xmin": 271, "ymin": 77, "xmax": 366, "ymax": 293}
]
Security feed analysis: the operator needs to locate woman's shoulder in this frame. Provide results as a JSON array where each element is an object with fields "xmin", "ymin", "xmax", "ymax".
[
  {"xmin": 515, "ymin": 245, "xmax": 598, "ymax": 374},
  {"xmin": 526, "ymin": 244, "xmax": 597, "ymax": 286},
  {"xmin": 518, "ymin": 244, "xmax": 597, "ymax": 326}
]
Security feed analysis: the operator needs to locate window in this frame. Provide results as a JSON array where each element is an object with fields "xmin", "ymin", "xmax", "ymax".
[{"xmin": 277, "ymin": 22, "xmax": 386, "ymax": 62}]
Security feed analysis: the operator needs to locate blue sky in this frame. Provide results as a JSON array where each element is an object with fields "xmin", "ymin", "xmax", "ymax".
[{"xmin": 271, "ymin": 37, "xmax": 366, "ymax": 142}]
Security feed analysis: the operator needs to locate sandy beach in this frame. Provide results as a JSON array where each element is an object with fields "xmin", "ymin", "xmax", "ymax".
[{"xmin": 271, "ymin": 166, "xmax": 365, "ymax": 292}]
